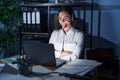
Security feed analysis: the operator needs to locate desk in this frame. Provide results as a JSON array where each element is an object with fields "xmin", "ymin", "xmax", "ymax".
[
  {"xmin": 35, "ymin": 59, "xmax": 101, "ymax": 80},
  {"xmin": 0, "ymin": 57, "xmax": 101, "ymax": 80},
  {"xmin": 0, "ymin": 64, "xmax": 67, "ymax": 80},
  {"xmin": 46, "ymin": 66, "xmax": 98, "ymax": 80}
]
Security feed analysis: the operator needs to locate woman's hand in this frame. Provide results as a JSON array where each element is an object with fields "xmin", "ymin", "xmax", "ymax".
[{"xmin": 60, "ymin": 51, "xmax": 72, "ymax": 57}]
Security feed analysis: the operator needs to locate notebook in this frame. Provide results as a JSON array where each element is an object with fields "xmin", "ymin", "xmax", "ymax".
[{"xmin": 23, "ymin": 41, "xmax": 66, "ymax": 67}]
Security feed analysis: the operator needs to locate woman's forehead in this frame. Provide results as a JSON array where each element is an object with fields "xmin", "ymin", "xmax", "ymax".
[
  {"xmin": 58, "ymin": 11, "xmax": 70, "ymax": 17},
  {"xmin": 59, "ymin": 11, "xmax": 70, "ymax": 15}
]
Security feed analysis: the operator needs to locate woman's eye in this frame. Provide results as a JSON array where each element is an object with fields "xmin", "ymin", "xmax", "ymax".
[
  {"xmin": 58, "ymin": 16, "xmax": 70, "ymax": 21},
  {"xmin": 64, "ymin": 16, "xmax": 70, "ymax": 20}
]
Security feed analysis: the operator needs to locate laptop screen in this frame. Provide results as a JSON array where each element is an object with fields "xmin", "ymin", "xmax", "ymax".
[{"xmin": 23, "ymin": 41, "xmax": 57, "ymax": 66}]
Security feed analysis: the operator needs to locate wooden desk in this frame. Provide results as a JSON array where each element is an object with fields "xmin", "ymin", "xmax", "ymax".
[
  {"xmin": 0, "ymin": 57, "xmax": 100, "ymax": 80},
  {"xmin": 45, "ymin": 64, "xmax": 99, "ymax": 80},
  {"xmin": 0, "ymin": 60, "xmax": 6, "ymax": 64}
]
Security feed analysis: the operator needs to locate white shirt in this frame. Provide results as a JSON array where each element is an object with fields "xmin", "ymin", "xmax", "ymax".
[{"xmin": 49, "ymin": 27, "xmax": 84, "ymax": 61}]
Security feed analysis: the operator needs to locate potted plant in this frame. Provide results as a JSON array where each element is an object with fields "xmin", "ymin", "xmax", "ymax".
[{"xmin": 0, "ymin": 0, "xmax": 21, "ymax": 58}]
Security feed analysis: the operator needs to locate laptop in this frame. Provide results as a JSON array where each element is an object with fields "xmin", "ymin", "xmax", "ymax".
[{"xmin": 23, "ymin": 41, "xmax": 66, "ymax": 67}]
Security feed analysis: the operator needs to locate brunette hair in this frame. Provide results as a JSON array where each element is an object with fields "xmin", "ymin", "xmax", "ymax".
[{"xmin": 58, "ymin": 6, "xmax": 73, "ymax": 18}]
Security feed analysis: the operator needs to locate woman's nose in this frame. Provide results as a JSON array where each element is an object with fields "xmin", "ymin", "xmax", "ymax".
[{"xmin": 61, "ymin": 19, "xmax": 65, "ymax": 22}]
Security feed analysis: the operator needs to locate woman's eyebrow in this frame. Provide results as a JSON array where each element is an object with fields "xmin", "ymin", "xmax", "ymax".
[
  {"xmin": 61, "ymin": 16, "xmax": 70, "ymax": 19},
  {"xmin": 64, "ymin": 16, "xmax": 70, "ymax": 18}
]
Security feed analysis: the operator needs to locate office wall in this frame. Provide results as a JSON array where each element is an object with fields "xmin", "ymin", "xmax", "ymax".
[{"xmin": 96, "ymin": 0, "xmax": 120, "ymax": 60}]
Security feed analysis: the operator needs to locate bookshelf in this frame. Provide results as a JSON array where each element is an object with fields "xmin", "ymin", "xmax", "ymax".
[{"xmin": 19, "ymin": 1, "xmax": 100, "ymax": 55}]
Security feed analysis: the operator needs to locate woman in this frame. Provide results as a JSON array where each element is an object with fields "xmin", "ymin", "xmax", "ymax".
[{"xmin": 49, "ymin": 6, "xmax": 84, "ymax": 61}]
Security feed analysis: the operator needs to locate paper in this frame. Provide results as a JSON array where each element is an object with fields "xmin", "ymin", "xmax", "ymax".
[
  {"xmin": 32, "ymin": 65, "xmax": 53, "ymax": 74},
  {"xmin": 0, "ymin": 64, "xmax": 5, "ymax": 71},
  {"xmin": 0, "ymin": 55, "xmax": 20, "ymax": 63},
  {"xmin": 0, "ymin": 65, "xmax": 68, "ymax": 80},
  {"xmin": 66, "ymin": 59, "xmax": 98, "ymax": 66},
  {"xmin": 55, "ymin": 59, "xmax": 102, "ymax": 76},
  {"xmin": 0, "ymin": 73, "xmax": 43, "ymax": 80},
  {"xmin": 55, "ymin": 64, "xmax": 90, "ymax": 75},
  {"xmin": 0, "ymin": 73, "xmax": 67, "ymax": 80},
  {"xmin": 0, "ymin": 64, "xmax": 18, "ymax": 74},
  {"xmin": 45, "ymin": 76, "xmax": 68, "ymax": 80}
]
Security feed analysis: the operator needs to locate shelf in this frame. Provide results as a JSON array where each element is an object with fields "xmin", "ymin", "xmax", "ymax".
[
  {"xmin": 19, "ymin": 1, "xmax": 101, "ymax": 54},
  {"xmin": 21, "ymin": 32, "xmax": 49, "ymax": 41},
  {"xmin": 19, "ymin": 2, "xmax": 100, "ymax": 10},
  {"xmin": 21, "ymin": 32, "xmax": 49, "ymax": 35},
  {"xmin": 19, "ymin": 2, "xmax": 90, "ymax": 7}
]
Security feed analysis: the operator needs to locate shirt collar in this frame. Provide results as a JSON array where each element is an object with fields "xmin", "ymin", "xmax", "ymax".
[
  {"xmin": 66, "ymin": 27, "xmax": 74, "ymax": 35},
  {"xmin": 60, "ymin": 27, "xmax": 75, "ymax": 36}
]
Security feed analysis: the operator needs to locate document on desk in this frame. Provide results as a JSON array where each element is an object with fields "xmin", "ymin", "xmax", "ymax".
[
  {"xmin": 0, "ymin": 64, "xmax": 5, "ymax": 72},
  {"xmin": 0, "ymin": 65, "xmax": 68, "ymax": 80},
  {"xmin": 0, "ymin": 73, "xmax": 67, "ymax": 80},
  {"xmin": 0, "ymin": 55, "xmax": 20, "ymax": 63},
  {"xmin": 0, "ymin": 63, "xmax": 18, "ymax": 74},
  {"xmin": 32, "ymin": 65, "xmax": 53, "ymax": 74},
  {"xmin": 55, "ymin": 59, "xmax": 102, "ymax": 76},
  {"xmin": 32, "ymin": 65, "xmax": 68, "ymax": 80}
]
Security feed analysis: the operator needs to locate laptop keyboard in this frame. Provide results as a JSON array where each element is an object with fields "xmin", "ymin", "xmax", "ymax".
[{"xmin": 56, "ymin": 59, "xmax": 66, "ymax": 67}]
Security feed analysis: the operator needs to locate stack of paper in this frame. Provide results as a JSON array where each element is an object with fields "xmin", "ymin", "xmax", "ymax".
[
  {"xmin": 55, "ymin": 59, "xmax": 102, "ymax": 76},
  {"xmin": 0, "ymin": 64, "xmax": 68, "ymax": 80},
  {"xmin": 0, "ymin": 55, "xmax": 20, "ymax": 63},
  {"xmin": 0, "ymin": 63, "xmax": 18, "ymax": 74},
  {"xmin": 32, "ymin": 65, "xmax": 53, "ymax": 74},
  {"xmin": 0, "ymin": 64, "xmax": 5, "ymax": 72}
]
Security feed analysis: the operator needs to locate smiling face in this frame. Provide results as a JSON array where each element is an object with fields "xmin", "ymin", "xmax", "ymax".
[{"xmin": 58, "ymin": 11, "xmax": 72, "ymax": 33}]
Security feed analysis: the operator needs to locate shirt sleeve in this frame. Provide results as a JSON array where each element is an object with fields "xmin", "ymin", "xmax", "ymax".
[
  {"xmin": 49, "ymin": 30, "xmax": 61, "ymax": 58},
  {"xmin": 70, "ymin": 32, "xmax": 84, "ymax": 61},
  {"xmin": 55, "ymin": 50, "xmax": 61, "ymax": 58},
  {"xmin": 60, "ymin": 32, "xmax": 84, "ymax": 61},
  {"xmin": 49, "ymin": 31, "xmax": 56, "ymax": 44}
]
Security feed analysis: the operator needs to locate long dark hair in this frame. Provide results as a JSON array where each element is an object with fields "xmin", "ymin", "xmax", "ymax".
[
  {"xmin": 57, "ymin": 6, "xmax": 73, "ymax": 18},
  {"xmin": 56, "ymin": 6, "xmax": 74, "ymax": 29}
]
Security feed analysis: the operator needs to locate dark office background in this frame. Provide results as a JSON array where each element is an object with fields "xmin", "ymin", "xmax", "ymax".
[
  {"xmin": 88, "ymin": 0, "xmax": 120, "ymax": 72},
  {"xmin": 92, "ymin": 0, "xmax": 120, "ymax": 63},
  {"xmin": 0, "ymin": 0, "xmax": 120, "ymax": 69}
]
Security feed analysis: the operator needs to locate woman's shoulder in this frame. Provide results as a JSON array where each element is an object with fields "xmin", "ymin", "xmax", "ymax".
[
  {"xmin": 52, "ymin": 29, "xmax": 62, "ymax": 33},
  {"xmin": 73, "ymin": 28, "xmax": 84, "ymax": 35},
  {"xmin": 51, "ymin": 29, "xmax": 62, "ymax": 36}
]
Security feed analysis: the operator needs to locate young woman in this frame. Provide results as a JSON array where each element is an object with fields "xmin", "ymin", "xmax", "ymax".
[{"xmin": 49, "ymin": 6, "xmax": 84, "ymax": 61}]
